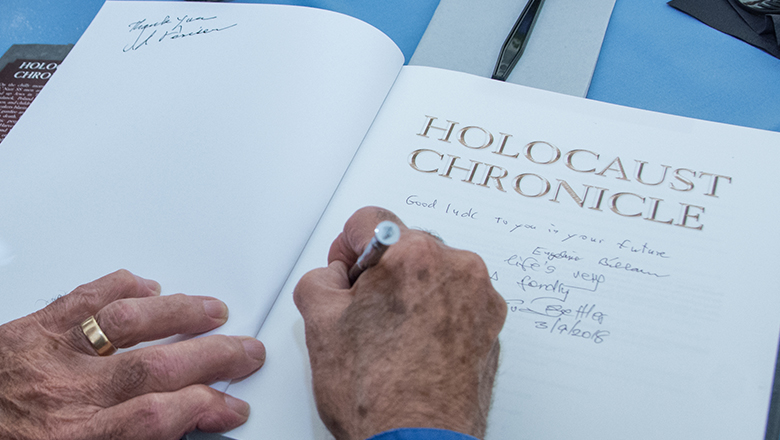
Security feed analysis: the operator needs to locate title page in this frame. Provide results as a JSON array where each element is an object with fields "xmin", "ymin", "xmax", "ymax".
[{"xmin": 229, "ymin": 66, "xmax": 780, "ymax": 439}]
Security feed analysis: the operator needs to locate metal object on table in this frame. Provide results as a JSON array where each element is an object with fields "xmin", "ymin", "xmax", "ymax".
[{"xmin": 492, "ymin": 0, "xmax": 546, "ymax": 81}]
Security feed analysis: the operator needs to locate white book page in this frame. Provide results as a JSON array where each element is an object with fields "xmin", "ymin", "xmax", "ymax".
[
  {"xmin": 227, "ymin": 66, "xmax": 780, "ymax": 439},
  {"xmin": 0, "ymin": 0, "xmax": 403, "ymax": 342}
]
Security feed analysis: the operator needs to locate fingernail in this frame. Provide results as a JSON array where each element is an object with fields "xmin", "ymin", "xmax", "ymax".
[
  {"xmin": 224, "ymin": 394, "xmax": 250, "ymax": 418},
  {"xmin": 204, "ymin": 299, "xmax": 229, "ymax": 320},
  {"xmin": 241, "ymin": 337, "xmax": 266, "ymax": 362}
]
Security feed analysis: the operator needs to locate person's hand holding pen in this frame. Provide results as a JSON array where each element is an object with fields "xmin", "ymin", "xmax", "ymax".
[
  {"xmin": 294, "ymin": 206, "xmax": 507, "ymax": 440},
  {"xmin": 0, "ymin": 206, "xmax": 505, "ymax": 440}
]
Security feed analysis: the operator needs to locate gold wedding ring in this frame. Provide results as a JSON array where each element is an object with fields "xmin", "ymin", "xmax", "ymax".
[{"xmin": 80, "ymin": 315, "xmax": 117, "ymax": 356}]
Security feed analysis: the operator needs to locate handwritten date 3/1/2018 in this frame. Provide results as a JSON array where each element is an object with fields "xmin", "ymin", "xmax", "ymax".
[
  {"xmin": 536, "ymin": 318, "xmax": 610, "ymax": 344},
  {"xmin": 507, "ymin": 300, "xmax": 610, "ymax": 344}
]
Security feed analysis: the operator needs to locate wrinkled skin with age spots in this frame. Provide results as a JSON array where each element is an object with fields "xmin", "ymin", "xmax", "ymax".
[
  {"xmin": 295, "ymin": 207, "xmax": 507, "ymax": 440},
  {"xmin": 0, "ymin": 270, "xmax": 265, "ymax": 440},
  {"xmin": 0, "ymin": 207, "xmax": 504, "ymax": 440}
]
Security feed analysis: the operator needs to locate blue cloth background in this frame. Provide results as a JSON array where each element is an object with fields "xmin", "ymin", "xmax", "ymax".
[
  {"xmin": 4, "ymin": 0, "xmax": 779, "ymax": 131},
  {"xmin": 4, "ymin": 0, "xmax": 778, "ymax": 132},
  {"xmin": 367, "ymin": 428, "xmax": 477, "ymax": 440},
  {"xmin": 588, "ymin": 0, "xmax": 780, "ymax": 132},
  {"xmin": 0, "ymin": 0, "xmax": 439, "ymax": 64}
]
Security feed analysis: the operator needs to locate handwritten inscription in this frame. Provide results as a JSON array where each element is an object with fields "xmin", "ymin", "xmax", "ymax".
[
  {"xmin": 504, "ymin": 254, "xmax": 554, "ymax": 274},
  {"xmin": 537, "ymin": 318, "xmax": 610, "ymax": 344},
  {"xmin": 571, "ymin": 271, "xmax": 605, "ymax": 291},
  {"xmin": 501, "ymin": 247, "xmax": 611, "ymax": 343},
  {"xmin": 406, "ymin": 195, "xmax": 479, "ymax": 222},
  {"xmin": 494, "ymin": 216, "xmax": 537, "ymax": 233},
  {"xmin": 518, "ymin": 275, "xmax": 570, "ymax": 294},
  {"xmin": 508, "ymin": 298, "xmax": 610, "ymax": 344},
  {"xmin": 597, "ymin": 257, "xmax": 669, "ymax": 277},
  {"xmin": 616, "ymin": 239, "xmax": 670, "ymax": 258},
  {"xmin": 562, "ymin": 233, "xmax": 605, "ymax": 244},
  {"xmin": 401, "ymin": 192, "xmax": 681, "ymax": 344},
  {"xmin": 406, "ymin": 195, "xmax": 437, "ymax": 209},
  {"xmin": 124, "ymin": 15, "xmax": 238, "ymax": 52},
  {"xmin": 404, "ymin": 193, "xmax": 672, "ymax": 277},
  {"xmin": 532, "ymin": 246, "xmax": 581, "ymax": 263},
  {"xmin": 444, "ymin": 203, "xmax": 477, "ymax": 219}
]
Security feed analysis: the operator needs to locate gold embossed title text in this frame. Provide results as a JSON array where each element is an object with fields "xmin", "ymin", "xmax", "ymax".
[{"xmin": 408, "ymin": 116, "xmax": 733, "ymax": 231}]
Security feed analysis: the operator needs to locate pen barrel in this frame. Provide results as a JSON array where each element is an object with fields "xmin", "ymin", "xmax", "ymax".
[
  {"xmin": 347, "ymin": 221, "xmax": 400, "ymax": 284},
  {"xmin": 357, "ymin": 240, "xmax": 388, "ymax": 269}
]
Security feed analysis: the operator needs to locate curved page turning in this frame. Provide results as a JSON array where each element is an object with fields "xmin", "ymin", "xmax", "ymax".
[{"xmin": 0, "ymin": 1, "xmax": 403, "ymax": 341}]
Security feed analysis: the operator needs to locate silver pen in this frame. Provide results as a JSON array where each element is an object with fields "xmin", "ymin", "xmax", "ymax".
[{"xmin": 348, "ymin": 220, "xmax": 401, "ymax": 285}]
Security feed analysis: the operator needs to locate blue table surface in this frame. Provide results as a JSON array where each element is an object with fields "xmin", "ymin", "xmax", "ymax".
[
  {"xmin": 2, "ymin": 0, "xmax": 779, "ymax": 132},
  {"xmin": 588, "ymin": 0, "xmax": 780, "ymax": 133}
]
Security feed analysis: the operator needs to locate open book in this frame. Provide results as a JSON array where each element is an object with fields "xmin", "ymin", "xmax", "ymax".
[{"xmin": 1, "ymin": 2, "xmax": 780, "ymax": 439}]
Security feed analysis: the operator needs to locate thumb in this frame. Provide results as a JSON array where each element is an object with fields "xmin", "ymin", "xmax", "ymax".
[{"xmin": 327, "ymin": 207, "xmax": 407, "ymax": 266}]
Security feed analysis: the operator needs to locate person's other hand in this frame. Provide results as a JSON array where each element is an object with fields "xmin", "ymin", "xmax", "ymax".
[
  {"xmin": 294, "ymin": 207, "xmax": 507, "ymax": 440},
  {"xmin": 0, "ymin": 270, "xmax": 265, "ymax": 440}
]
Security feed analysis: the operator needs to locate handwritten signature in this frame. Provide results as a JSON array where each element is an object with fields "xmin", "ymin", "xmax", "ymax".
[{"xmin": 124, "ymin": 15, "xmax": 238, "ymax": 52}]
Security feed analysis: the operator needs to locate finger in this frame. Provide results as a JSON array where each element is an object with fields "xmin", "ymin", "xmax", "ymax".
[
  {"xmin": 85, "ymin": 385, "xmax": 250, "ymax": 440},
  {"xmin": 98, "ymin": 334, "xmax": 265, "ymax": 404},
  {"xmin": 297, "ymin": 207, "xmax": 408, "ymax": 322},
  {"xmin": 36, "ymin": 269, "xmax": 161, "ymax": 332},
  {"xmin": 293, "ymin": 262, "xmax": 352, "ymax": 321},
  {"xmin": 327, "ymin": 206, "xmax": 408, "ymax": 266},
  {"xmin": 65, "ymin": 294, "xmax": 229, "ymax": 354}
]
